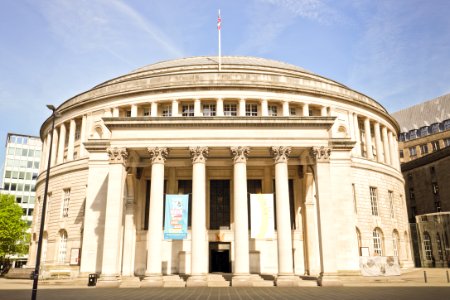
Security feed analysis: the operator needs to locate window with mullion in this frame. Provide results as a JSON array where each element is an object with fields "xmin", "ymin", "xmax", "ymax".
[
  {"xmin": 182, "ymin": 104, "xmax": 194, "ymax": 116},
  {"xmin": 370, "ymin": 187, "xmax": 378, "ymax": 216},
  {"xmin": 224, "ymin": 104, "xmax": 237, "ymax": 116},
  {"xmin": 203, "ymin": 104, "xmax": 216, "ymax": 116},
  {"xmin": 245, "ymin": 104, "xmax": 258, "ymax": 116}
]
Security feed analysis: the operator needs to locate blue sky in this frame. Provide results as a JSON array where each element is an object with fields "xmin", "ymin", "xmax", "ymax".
[{"xmin": 1, "ymin": 0, "xmax": 450, "ymax": 166}]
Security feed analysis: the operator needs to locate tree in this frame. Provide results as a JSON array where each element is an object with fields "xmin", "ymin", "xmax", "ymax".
[{"xmin": 0, "ymin": 194, "xmax": 30, "ymax": 257}]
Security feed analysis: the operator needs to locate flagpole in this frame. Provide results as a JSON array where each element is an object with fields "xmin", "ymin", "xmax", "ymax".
[{"xmin": 218, "ymin": 9, "xmax": 221, "ymax": 72}]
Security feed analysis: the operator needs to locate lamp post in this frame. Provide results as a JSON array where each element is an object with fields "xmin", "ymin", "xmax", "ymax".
[{"xmin": 31, "ymin": 105, "xmax": 59, "ymax": 300}]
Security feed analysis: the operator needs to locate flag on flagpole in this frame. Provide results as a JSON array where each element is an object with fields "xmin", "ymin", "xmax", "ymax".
[
  {"xmin": 217, "ymin": 10, "xmax": 221, "ymax": 30},
  {"xmin": 217, "ymin": 9, "xmax": 222, "ymax": 72}
]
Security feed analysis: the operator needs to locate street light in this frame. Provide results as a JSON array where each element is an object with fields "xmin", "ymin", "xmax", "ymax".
[{"xmin": 31, "ymin": 105, "xmax": 60, "ymax": 300}]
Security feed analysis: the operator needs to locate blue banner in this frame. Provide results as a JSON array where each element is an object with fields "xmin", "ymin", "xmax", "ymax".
[{"xmin": 164, "ymin": 194, "xmax": 189, "ymax": 240}]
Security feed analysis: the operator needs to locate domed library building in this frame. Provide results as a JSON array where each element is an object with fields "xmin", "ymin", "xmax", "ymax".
[{"xmin": 27, "ymin": 56, "xmax": 413, "ymax": 287}]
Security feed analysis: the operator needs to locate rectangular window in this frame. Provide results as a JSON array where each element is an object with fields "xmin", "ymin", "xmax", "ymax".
[
  {"xmin": 3, "ymin": 183, "xmax": 9, "ymax": 191},
  {"xmin": 162, "ymin": 105, "xmax": 172, "ymax": 117},
  {"xmin": 370, "ymin": 187, "xmax": 378, "ymax": 216},
  {"xmin": 75, "ymin": 130, "xmax": 81, "ymax": 140},
  {"xmin": 420, "ymin": 144, "xmax": 428, "ymax": 155},
  {"xmin": 62, "ymin": 189, "xmax": 70, "ymax": 217},
  {"xmin": 420, "ymin": 127, "xmax": 429, "ymax": 137},
  {"xmin": 7, "ymin": 147, "xmax": 15, "ymax": 155},
  {"xmin": 409, "ymin": 130, "xmax": 417, "ymax": 139},
  {"xmin": 125, "ymin": 110, "xmax": 131, "ymax": 117},
  {"xmin": 203, "ymin": 104, "xmax": 216, "ymax": 116},
  {"xmin": 431, "ymin": 141, "xmax": 440, "ymax": 152},
  {"xmin": 399, "ymin": 150, "xmax": 404, "ymax": 158},
  {"xmin": 58, "ymin": 232, "xmax": 67, "ymax": 263},
  {"xmin": 445, "ymin": 138, "xmax": 450, "ymax": 147},
  {"xmin": 182, "ymin": 104, "xmax": 195, "ymax": 116},
  {"xmin": 268, "ymin": 105, "xmax": 278, "ymax": 116},
  {"xmin": 289, "ymin": 107, "xmax": 297, "ymax": 116},
  {"xmin": 388, "ymin": 191, "xmax": 395, "ymax": 218},
  {"xmin": 224, "ymin": 104, "xmax": 237, "ymax": 116},
  {"xmin": 143, "ymin": 108, "xmax": 150, "ymax": 116},
  {"xmin": 5, "ymin": 171, "xmax": 11, "ymax": 178},
  {"xmin": 245, "ymin": 104, "xmax": 258, "ymax": 116},
  {"xmin": 431, "ymin": 123, "xmax": 440, "ymax": 133},
  {"xmin": 409, "ymin": 146, "xmax": 417, "ymax": 157},
  {"xmin": 444, "ymin": 120, "xmax": 450, "ymax": 130}
]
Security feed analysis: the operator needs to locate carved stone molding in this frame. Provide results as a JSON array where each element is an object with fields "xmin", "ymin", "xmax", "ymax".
[
  {"xmin": 107, "ymin": 147, "xmax": 128, "ymax": 164},
  {"xmin": 231, "ymin": 146, "xmax": 250, "ymax": 164},
  {"xmin": 189, "ymin": 146, "xmax": 209, "ymax": 164},
  {"xmin": 271, "ymin": 146, "xmax": 291, "ymax": 164},
  {"xmin": 147, "ymin": 147, "xmax": 169, "ymax": 164},
  {"xmin": 310, "ymin": 146, "xmax": 331, "ymax": 162}
]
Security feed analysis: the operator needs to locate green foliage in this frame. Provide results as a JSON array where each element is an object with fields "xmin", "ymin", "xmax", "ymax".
[{"xmin": 0, "ymin": 194, "xmax": 30, "ymax": 257}]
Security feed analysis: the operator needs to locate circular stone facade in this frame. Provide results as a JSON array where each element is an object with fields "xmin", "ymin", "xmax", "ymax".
[{"xmin": 29, "ymin": 56, "xmax": 413, "ymax": 285}]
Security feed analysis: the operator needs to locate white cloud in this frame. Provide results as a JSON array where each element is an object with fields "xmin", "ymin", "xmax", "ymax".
[{"xmin": 35, "ymin": 0, "xmax": 183, "ymax": 59}]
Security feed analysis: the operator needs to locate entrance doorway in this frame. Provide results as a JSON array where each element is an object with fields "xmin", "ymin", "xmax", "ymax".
[{"xmin": 209, "ymin": 242, "xmax": 231, "ymax": 273}]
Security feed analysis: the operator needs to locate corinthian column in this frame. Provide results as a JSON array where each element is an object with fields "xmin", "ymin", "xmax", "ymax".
[
  {"xmin": 187, "ymin": 146, "xmax": 209, "ymax": 287},
  {"xmin": 96, "ymin": 147, "xmax": 128, "ymax": 287},
  {"xmin": 141, "ymin": 147, "xmax": 168, "ymax": 287},
  {"xmin": 231, "ymin": 146, "xmax": 251, "ymax": 286},
  {"xmin": 271, "ymin": 146, "xmax": 295, "ymax": 286}
]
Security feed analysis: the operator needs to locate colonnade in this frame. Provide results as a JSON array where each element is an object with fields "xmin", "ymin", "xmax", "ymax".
[
  {"xmin": 96, "ymin": 145, "xmax": 299, "ymax": 286},
  {"xmin": 111, "ymin": 97, "xmax": 328, "ymax": 118}
]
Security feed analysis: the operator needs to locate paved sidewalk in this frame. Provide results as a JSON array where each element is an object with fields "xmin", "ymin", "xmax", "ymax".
[
  {"xmin": 0, "ymin": 268, "xmax": 449, "ymax": 300},
  {"xmin": 1, "ymin": 286, "xmax": 450, "ymax": 300}
]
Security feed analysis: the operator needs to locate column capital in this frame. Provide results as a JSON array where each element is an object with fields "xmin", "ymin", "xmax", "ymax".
[
  {"xmin": 310, "ymin": 146, "xmax": 331, "ymax": 162},
  {"xmin": 271, "ymin": 146, "xmax": 291, "ymax": 164},
  {"xmin": 107, "ymin": 147, "xmax": 128, "ymax": 164},
  {"xmin": 147, "ymin": 147, "xmax": 169, "ymax": 164},
  {"xmin": 231, "ymin": 146, "xmax": 250, "ymax": 163},
  {"xmin": 190, "ymin": 146, "xmax": 208, "ymax": 164}
]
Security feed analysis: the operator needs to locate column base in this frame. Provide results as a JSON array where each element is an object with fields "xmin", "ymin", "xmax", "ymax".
[
  {"xmin": 318, "ymin": 273, "xmax": 343, "ymax": 286},
  {"xmin": 275, "ymin": 275, "xmax": 299, "ymax": 287},
  {"xmin": 186, "ymin": 275, "xmax": 208, "ymax": 287},
  {"xmin": 140, "ymin": 274, "xmax": 164, "ymax": 287},
  {"xmin": 231, "ymin": 274, "xmax": 252, "ymax": 287},
  {"xmin": 96, "ymin": 275, "xmax": 121, "ymax": 288}
]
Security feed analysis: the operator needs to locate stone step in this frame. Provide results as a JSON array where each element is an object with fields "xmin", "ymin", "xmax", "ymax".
[
  {"xmin": 163, "ymin": 275, "xmax": 185, "ymax": 287},
  {"xmin": 207, "ymin": 280, "xmax": 230, "ymax": 287},
  {"xmin": 120, "ymin": 277, "xmax": 141, "ymax": 288}
]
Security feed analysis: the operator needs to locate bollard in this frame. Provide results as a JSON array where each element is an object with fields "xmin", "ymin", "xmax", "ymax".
[
  {"xmin": 423, "ymin": 270, "xmax": 427, "ymax": 283},
  {"xmin": 446, "ymin": 270, "xmax": 449, "ymax": 283}
]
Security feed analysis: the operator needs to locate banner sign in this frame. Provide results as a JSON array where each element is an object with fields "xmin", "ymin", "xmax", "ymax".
[
  {"xmin": 250, "ymin": 194, "xmax": 275, "ymax": 239},
  {"xmin": 164, "ymin": 194, "xmax": 189, "ymax": 240}
]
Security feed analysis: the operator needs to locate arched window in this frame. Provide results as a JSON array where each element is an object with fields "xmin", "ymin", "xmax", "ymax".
[
  {"xmin": 423, "ymin": 232, "xmax": 433, "ymax": 261},
  {"xmin": 392, "ymin": 230, "xmax": 400, "ymax": 257},
  {"xmin": 58, "ymin": 230, "xmax": 68, "ymax": 264},
  {"xmin": 436, "ymin": 234, "xmax": 444, "ymax": 261},
  {"xmin": 373, "ymin": 228, "xmax": 383, "ymax": 256},
  {"xmin": 356, "ymin": 227, "xmax": 362, "ymax": 255}
]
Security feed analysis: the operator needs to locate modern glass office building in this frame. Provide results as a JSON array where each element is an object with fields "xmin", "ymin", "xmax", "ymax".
[{"xmin": 1, "ymin": 133, "xmax": 42, "ymax": 225}]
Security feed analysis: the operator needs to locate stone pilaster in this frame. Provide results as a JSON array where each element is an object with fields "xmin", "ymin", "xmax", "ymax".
[
  {"xmin": 310, "ymin": 146, "xmax": 342, "ymax": 286},
  {"xmin": 97, "ymin": 147, "xmax": 128, "ymax": 287},
  {"xmin": 187, "ymin": 146, "xmax": 209, "ymax": 286}
]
